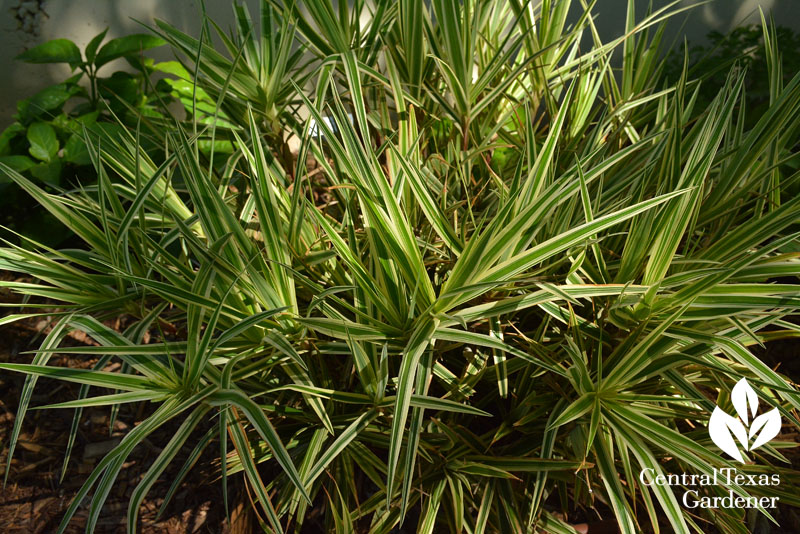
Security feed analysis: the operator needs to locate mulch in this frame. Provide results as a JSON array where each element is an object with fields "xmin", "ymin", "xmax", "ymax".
[{"xmin": 0, "ymin": 271, "xmax": 239, "ymax": 533}]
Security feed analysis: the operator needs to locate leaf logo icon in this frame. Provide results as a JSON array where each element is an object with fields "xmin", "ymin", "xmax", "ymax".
[{"xmin": 708, "ymin": 378, "xmax": 781, "ymax": 463}]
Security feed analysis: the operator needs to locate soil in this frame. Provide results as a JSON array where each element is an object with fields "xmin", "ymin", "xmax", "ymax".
[{"xmin": 0, "ymin": 275, "xmax": 244, "ymax": 533}]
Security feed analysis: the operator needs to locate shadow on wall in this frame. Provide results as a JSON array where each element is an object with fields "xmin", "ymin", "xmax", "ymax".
[
  {"xmin": 702, "ymin": 0, "xmax": 777, "ymax": 30},
  {"xmin": 585, "ymin": 0, "xmax": 794, "ymax": 48},
  {"xmin": 1, "ymin": 0, "xmax": 798, "ymax": 127}
]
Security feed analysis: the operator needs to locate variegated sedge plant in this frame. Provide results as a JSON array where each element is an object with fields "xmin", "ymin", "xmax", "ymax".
[{"xmin": 1, "ymin": 1, "xmax": 800, "ymax": 533}]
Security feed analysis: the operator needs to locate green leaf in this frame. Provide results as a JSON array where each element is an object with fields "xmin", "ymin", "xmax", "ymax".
[
  {"xmin": 94, "ymin": 34, "xmax": 166, "ymax": 68},
  {"xmin": 464, "ymin": 456, "xmax": 588, "ymax": 472},
  {"xmin": 17, "ymin": 84, "xmax": 81, "ymax": 124},
  {"xmin": 63, "ymin": 134, "xmax": 91, "ymax": 165},
  {"xmin": 386, "ymin": 316, "xmax": 438, "ymax": 512},
  {"xmin": 30, "ymin": 160, "xmax": 61, "ymax": 185},
  {"xmin": 128, "ymin": 407, "xmax": 209, "ymax": 533},
  {"xmin": 27, "ymin": 122, "xmax": 59, "ymax": 162},
  {"xmin": 594, "ymin": 433, "xmax": 637, "ymax": 534},
  {"xmin": 33, "ymin": 390, "xmax": 168, "ymax": 409},
  {"xmin": 304, "ymin": 410, "xmax": 378, "ymax": 485},
  {"xmin": 419, "ymin": 479, "xmax": 447, "ymax": 534},
  {"xmin": 16, "ymin": 39, "xmax": 81, "ymax": 65},
  {"xmin": 0, "ymin": 155, "xmax": 35, "ymax": 173},
  {"xmin": 0, "ymin": 363, "xmax": 156, "ymax": 391},
  {"xmin": 548, "ymin": 393, "xmax": 595, "ymax": 429},
  {"xmin": 407, "ymin": 394, "xmax": 491, "ymax": 416},
  {"xmin": 152, "ymin": 60, "xmax": 192, "ymax": 79},
  {"xmin": 0, "ymin": 122, "xmax": 25, "ymax": 154},
  {"xmin": 85, "ymin": 28, "xmax": 109, "ymax": 64},
  {"xmin": 207, "ymin": 389, "xmax": 311, "ymax": 504},
  {"xmin": 452, "ymin": 461, "xmax": 517, "ymax": 479},
  {"xmin": 226, "ymin": 413, "xmax": 285, "ymax": 533},
  {"xmin": 3, "ymin": 319, "xmax": 69, "ymax": 486}
]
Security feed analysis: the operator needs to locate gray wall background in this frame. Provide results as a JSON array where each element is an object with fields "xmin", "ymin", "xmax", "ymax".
[{"xmin": 1, "ymin": 0, "xmax": 798, "ymax": 127}]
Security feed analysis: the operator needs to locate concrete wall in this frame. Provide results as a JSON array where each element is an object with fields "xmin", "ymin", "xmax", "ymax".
[
  {"xmin": 1, "ymin": 0, "xmax": 797, "ymax": 127},
  {"xmin": 588, "ymin": 0, "xmax": 800, "ymax": 52}
]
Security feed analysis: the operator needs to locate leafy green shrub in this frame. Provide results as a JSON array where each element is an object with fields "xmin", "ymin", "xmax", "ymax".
[
  {"xmin": 153, "ymin": 1, "xmax": 310, "ymax": 167},
  {"xmin": 1, "ymin": 2, "xmax": 800, "ymax": 534},
  {"xmin": 0, "ymin": 30, "xmax": 171, "ymax": 243}
]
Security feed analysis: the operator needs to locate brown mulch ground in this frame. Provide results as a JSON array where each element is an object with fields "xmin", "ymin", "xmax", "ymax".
[
  {"xmin": 0, "ymin": 319, "xmax": 239, "ymax": 534},
  {"xmin": 0, "ymin": 271, "xmax": 249, "ymax": 534}
]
